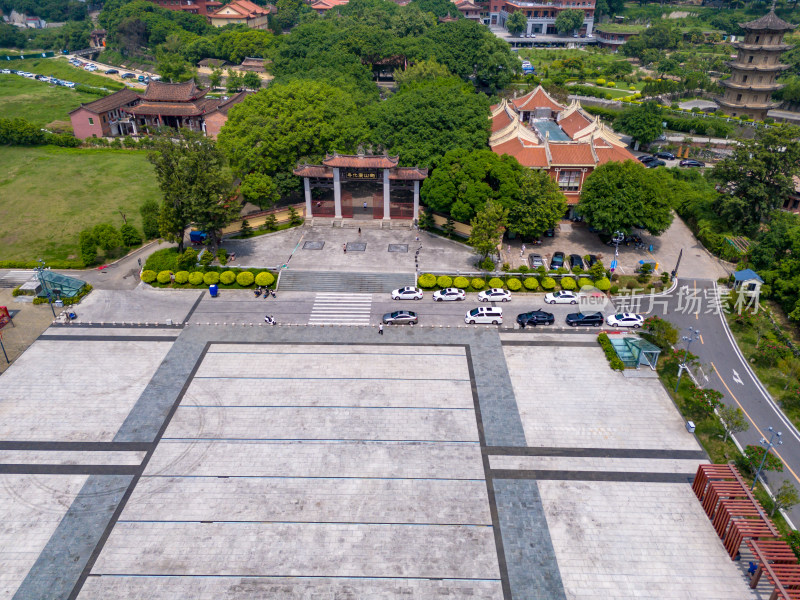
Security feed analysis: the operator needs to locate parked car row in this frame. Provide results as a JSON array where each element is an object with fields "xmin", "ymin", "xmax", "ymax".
[
  {"xmin": 1, "ymin": 68, "xmax": 75, "ymax": 87},
  {"xmin": 527, "ymin": 252, "xmax": 598, "ymax": 271},
  {"xmin": 637, "ymin": 154, "xmax": 706, "ymax": 168},
  {"xmin": 68, "ymin": 57, "xmax": 159, "ymax": 83}
]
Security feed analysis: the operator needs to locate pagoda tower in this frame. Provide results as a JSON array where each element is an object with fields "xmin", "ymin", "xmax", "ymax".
[{"xmin": 716, "ymin": 9, "xmax": 795, "ymax": 121}]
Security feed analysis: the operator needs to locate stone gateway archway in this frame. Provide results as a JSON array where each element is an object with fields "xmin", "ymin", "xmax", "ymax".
[{"xmin": 293, "ymin": 153, "xmax": 427, "ymax": 221}]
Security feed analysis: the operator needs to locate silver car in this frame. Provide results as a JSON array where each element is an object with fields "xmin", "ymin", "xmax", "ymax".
[
  {"xmin": 383, "ymin": 310, "xmax": 418, "ymax": 325},
  {"xmin": 391, "ymin": 286, "xmax": 423, "ymax": 301},
  {"xmin": 432, "ymin": 288, "xmax": 465, "ymax": 301}
]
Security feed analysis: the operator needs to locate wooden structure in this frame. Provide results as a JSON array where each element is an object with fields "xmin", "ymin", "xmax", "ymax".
[{"xmin": 692, "ymin": 464, "xmax": 800, "ymax": 599}]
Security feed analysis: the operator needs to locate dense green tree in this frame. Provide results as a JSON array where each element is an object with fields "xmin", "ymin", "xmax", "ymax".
[
  {"xmin": 0, "ymin": 23, "xmax": 25, "ymax": 48},
  {"xmin": 241, "ymin": 71, "xmax": 262, "ymax": 90},
  {"xmin": 577, "ymin": 161, "xmax": 674, "ymax": 236},
  {"xmin": 621, "ymin": 21, "xmax": 681, "ymax": 59},
  {"xmin": 209, "ymin": 67, "xmax": 223, "ymax": 90},
  {"xmin": 93, "ymin": 223, "xmax": 123, "ymax": 254},
  {"xmin": 366, "ymin": 78, "xmax": 489, "ymax": 169},
  {"xmin": 711, "ymin": 125, "xmax": 800, "ymax": 235},
  {"xmin": 225, "ymin": 69, "xmax": 244, "ymax": 93},
  {"xmin": 595, "ymin": 0, "xmax": 624, "ymax": 16},
  {"xmin": 157, "ymin": 51, "xmax": 194, "ymax": 82},
  {"xmin": 613, "ymin": 101, "xmax": 664, "ymax": 146},
  {"xmin": 421, "ymin": 148, "xmax": 526, "ymax": 222},
  {"xmin": 0, "ymin": 0, "xmax": 86, "ymax": 22},
  {"xmin": 506, "ymin": 170, "xmax": 568, "ymax": 238},
  {"xmin": 469, "ymin": 201, "xmax": 508, "ymax": 260},
  {"xmin": 148, "ymin": 129, "xmax": 235, "ymax": 251},
  {"xmin": 412, "ymin": 0, "xmax": 459, "ymax": 18},
  {"xmin": 213, "ymin": 29, "xmax": 276, "ymax": 64},
  {"xmin": 219, "ymin": 80, "xmax": 365, "ymax": 195},
  {"xmin": 771, "ymin": 481, "xmax": 799, "ymax": 517},
  {"xmin": 240, "ymin": 173, "xmax": 279, "ymax": 210},
  {"xmin": 274, "ymin": 0, "xmax": 310, "ymax": 30},
  {"xmin": 139, "ymin": 199, "xmax": 161, "ymax": 240},
  {"xmin": 79, "ymin": 229, "xmax": 97, "ymax": 266},
  {"xmin": 394, "ymin": 59, "xmax": 451, "ymax": 88},
  {"xmin": 506, "ymin": 11, "xmax": 528, "ymax": 36},
  {"xmin": 554, "ymin": 9, "xmax": 584, "ymax": 34},
  {"xmin": 719, "ymin": 405, "xmax": 749, "ymax": 443},
  {"xmin": 390, "ymin": 4, "xmax": 435, "ymax": 38}
]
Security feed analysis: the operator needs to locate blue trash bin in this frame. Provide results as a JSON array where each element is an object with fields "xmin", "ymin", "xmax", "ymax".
[{"xmin": 209, "ymin": 284, "xmax": 218, "ymax": 297}]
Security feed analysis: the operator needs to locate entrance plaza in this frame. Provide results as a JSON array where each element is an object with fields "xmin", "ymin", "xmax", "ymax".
[{"xmin": 0, "ymin": 286, "xmax": 766, "ymax": 599}]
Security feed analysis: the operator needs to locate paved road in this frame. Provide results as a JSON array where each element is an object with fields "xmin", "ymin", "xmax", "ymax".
[{"xmin": 633, "ymin": 278, "xmax": 800, "ymax": 527}]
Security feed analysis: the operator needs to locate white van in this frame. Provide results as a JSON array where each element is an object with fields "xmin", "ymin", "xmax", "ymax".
[{"xmin": 465, "ymin": 306, "xmax": 503, "ymax": 325}]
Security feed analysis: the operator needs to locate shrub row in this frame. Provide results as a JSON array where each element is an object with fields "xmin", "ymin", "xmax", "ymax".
[
  {"xmin": 0, "ymin": 260, "xmax": 84, "ymax": 269},
  {"xmin": 31, "ymin": 284, "xmax": 93, "ymax": 306},
  {"xmin": 141, "ymin": 269, "xmax": 276, "ymax": 288},
  {"xmin": 418, "ymin": 273, "xmax": 612, "ymax": 293},
  {"xmin": 598, "ymin": 333, "xmax": 625, "ymax": 371}
]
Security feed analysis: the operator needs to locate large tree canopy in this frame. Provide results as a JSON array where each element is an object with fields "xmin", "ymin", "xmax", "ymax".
[
  {"xmin": 506, "ymin": 169, "xmax": 568, "ymax": 238},
  {"xmin": 577, "ymin": 161, "xmax": 674, "ymax": 236},
  {"xmin": 710, "ymin": 125, "xmax": 800, "ymax": 235},
  {"xmin": 554, "ymin": 9, "xmax": 584, "ymax": 34},
  {"xmin": 420, "ymin": 148, "xmax": 526, "ymax": 222},
  {"xmin": 218, "ymin": 80, "xmax": 366, "ymax": 194},
  {"xmin": 613, "ymin": 101, "xmax": 664, "ymax": 145},
  {"xmin": 366, "ymin": 79, "xmax": 489, "ymax": 169}
]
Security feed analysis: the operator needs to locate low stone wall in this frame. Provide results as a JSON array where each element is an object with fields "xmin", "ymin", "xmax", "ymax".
[{"xmin": 221, "ymin": 204, "xmax": 305, "ymax": 235}]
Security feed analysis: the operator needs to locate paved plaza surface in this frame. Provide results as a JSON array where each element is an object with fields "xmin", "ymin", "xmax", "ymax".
[{"xmin": 0, "ymin": 307, "xmax": 766, "ymax": 599}]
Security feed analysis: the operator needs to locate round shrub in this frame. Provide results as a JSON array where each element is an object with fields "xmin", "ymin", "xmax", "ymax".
[
  {"xmin": 255, "ymin": 271, "xmax": 275, "ymax": 287},
  {"xmin": 523, "ymin": 277, "xmax": 539, "ymax": 290},
  {"xmin": 596, "ymin": 78, "xmax": 606, "ymax": 85},
  {"xmin": 157, "ymin": 270, "xmax": 172, "ymax": 284},
  {"xmin": 174, "ymin": 271, "xmax": 189, "ymax": 284},
  {"xmin": 236, "ymin": 271, "xmax": 255, "ymax": 287},
  {"xmin": 506, "ymin": 277, "xmax": 522, "ymax": 291},
  {"xmin": 578, "ymin": 277, "xmax": 593, "ymax": 289},
  {"xmin": 189, "ymin": 272, "xmax": 205, "ymax": 285},
  {"xmin": 471, "ymin": 277, "xmax": 485, "ymax": 290},
  {"xmin": 488, "ymin": 277, "xmax": 504, "ymax": 289},
  {"xmin": 418, "ymin": 273, "xmax": 436, "ymax": 288},
  {"xmin": 560, "ymin": 277, "xmax": 577, "ymax": 290},
  {"xmin": 595, "ymin": 277, "xmax": 611, "ymax": 291},
  {"xmin": 437, "ymin": 275, "xmax": 453, "ymax": 288},
  {"xmin": 610, "ymin": 284, "xmax": 619, "ymax": 295},
  {"xmin": 140, "ymin": 270, "xmax": 157, "ymax": 283},
  {"xmin": 541, "ymin": 276, "xmax": 556, "ymax": 290},
  {"xmin": 203, "ymin": 271, "xmax": 219, "ymax": 285},
  {"xmin": 220, "ymin": 270, "xmax": 236, "ymax": 285},
  {"xmin": 453, "ymin": 276, "xmax": 469, "ymax": 289}
]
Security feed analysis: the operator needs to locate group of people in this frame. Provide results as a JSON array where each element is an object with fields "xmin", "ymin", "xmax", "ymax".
[{"xmin": 254, "ymin": 287, "xmax": 276, "ymax": 299}]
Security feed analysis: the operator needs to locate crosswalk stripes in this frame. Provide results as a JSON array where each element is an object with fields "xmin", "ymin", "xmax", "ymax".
[
  {"xmin": 0, "ymin": 270, "xmax": 36, "ymax": 288},
  {"xmin": 308, "ymin": 292, "xmax": 373, "ymax": 325}
]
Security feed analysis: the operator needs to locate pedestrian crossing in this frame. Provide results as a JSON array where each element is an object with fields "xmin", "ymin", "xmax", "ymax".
[
  {"xmin": 0, "ymin": 270, "xmax": 35, "ymax": 288},
  {"xmin": 308, "ymin": 292, "xmax": 373, "ymax": 325}
]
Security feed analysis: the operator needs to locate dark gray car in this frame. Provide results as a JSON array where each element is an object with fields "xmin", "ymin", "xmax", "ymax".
[{"xmin": 528, "ymin": 253, "xmax": 545, "ymax": 269}]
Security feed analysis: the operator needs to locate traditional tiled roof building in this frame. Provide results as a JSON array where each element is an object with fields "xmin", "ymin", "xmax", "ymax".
[
  {"xmin": 208, "ymin": 0, "xmax": 274, "ymax": 28},
  {"xmin": 489, "ymin": 86, "xmax": 635, "ymax": 207}
]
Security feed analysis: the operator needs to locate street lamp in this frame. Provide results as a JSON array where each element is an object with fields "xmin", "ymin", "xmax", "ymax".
[
  {"xmin": 36, "ymin": 259, "xmax": 56, "ymax": 318},
  {"xmin": 675, "ymin": 326, "xmax": 700, "ymax": 393},
  {"xmin": 751, "ymin": 426, "xmax": 783, "ymax": 491}
]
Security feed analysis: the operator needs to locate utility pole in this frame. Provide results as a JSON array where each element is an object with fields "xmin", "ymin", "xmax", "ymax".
[
  {"xmin": 672, "ymin": 248, "xmax": 683, "ymax": 280},
  {"xmin": 751, "ymin": 427, "xmax": 782, "ymax": 491}
]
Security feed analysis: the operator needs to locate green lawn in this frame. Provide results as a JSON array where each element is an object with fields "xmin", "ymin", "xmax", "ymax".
[
  {"xmin": 0, "ymin": 146, "xmax": 160, "ymax": 262},
  {"xmin": 0, "ymin": 74, "xmax": 98, "ymax": 128},
  {"xmin": 10, "ymin": 57, "xmax": 125, "ymax": 91}
]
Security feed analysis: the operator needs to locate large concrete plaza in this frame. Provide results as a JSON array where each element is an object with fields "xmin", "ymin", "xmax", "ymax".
[{"xmin": 0, "ymin": 281, "xmax": 765, "ymax": 599}]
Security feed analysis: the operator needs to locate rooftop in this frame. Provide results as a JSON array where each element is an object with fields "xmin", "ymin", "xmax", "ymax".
[
  {"xmin": 142, "ymin": 80, "xmax": 206, "ymax": 103},
  {"xmin": 733, "ymin": 268, "xmax": 764, "ymax": 283},
  {"xmin": 740, "ymin": 10, "xmax": 796, "ymax": 32},
  {"xmin": 68, "ymin": 88, "xmax": 140, "ymax": 115}
]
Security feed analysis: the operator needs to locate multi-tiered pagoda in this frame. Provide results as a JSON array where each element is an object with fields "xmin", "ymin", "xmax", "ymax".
[{"xmin": 717, "ymin": 10, "xmax": 795, "ymax": 121}]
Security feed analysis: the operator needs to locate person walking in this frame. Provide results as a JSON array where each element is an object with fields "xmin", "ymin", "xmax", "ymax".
[
  {"xmin": 520, "ymin": 243, "xmax": 526, "ymax": 257},
  {"xmin": 343, "ymin": 243, "xmax": 347, "ymax": 254},
  {"xmin": 358, "ymin": 227, "xmax": 361, "ymax": 236},
  {"xmin": 363, "ymin": 201, "xmax": 368, "ymax": 212},
  {"xmin": 378, "ymin": 323, "xmax": 384, "ymax": 335}
]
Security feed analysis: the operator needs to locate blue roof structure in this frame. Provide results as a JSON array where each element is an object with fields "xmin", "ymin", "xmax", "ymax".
[
  {"xmin": 531, "ymin": 120, "xmax": 571, "ymax": 142},
  {"xmin": 733, "ymin": 269, "xmax": 763, "ymax": 283}
]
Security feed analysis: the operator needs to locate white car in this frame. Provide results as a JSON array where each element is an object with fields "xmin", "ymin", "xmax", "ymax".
[
  {"xmin": 544, "ymin": 290, "xmax": 579, "ymax": 305},
  {"xmin": 478, "ymin": 288, "xmax": 511, "ymax": 302},
  {"xmin": 432, "ymin": 287, "xmax": 466, "ymax": 301},
  {"xmin": 0, "ymin": 69, "xmax": 10, "ymax": 74},
  {"xmin": 392, "ymin": 286, "xmax": 423, "ymax": 301},
  {"xmin": 465, "ymin": 306, "xmax": 503, "ymax": 325},
  {"xmin": 606, "ymin": 313, "xmax": 644, "ymax": 328}
]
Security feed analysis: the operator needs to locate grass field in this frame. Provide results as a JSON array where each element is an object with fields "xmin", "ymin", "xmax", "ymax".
[
  {"xmin": 10, "ymin": 57, "xmax": 126, "ymax": 91},
  {"xmin": 0, "ymin": 146, "xmax": 161, "ymax": 262},
  {"xmin": 0, "ymin": 74, "xmax": 99, "ymax": 128}
]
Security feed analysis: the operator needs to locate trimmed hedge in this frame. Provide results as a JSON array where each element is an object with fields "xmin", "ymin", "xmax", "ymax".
[
  {"xmin": 189, "ymin": 272, "xmax": 205, "ymax": 285},
  {"xmin": 488, "ymin": 277, "xmax": 504, "ymax": 289},
  {"xmin": 523, "ymin": 277, "xmax": 539, "ymax": 290},
  {"xmin": 578, "ymin": 277, "xmax": 594, "ymax": 289},
  {"xmin": 506, "ymin": 277, "xmax": 522, "ymax": 291},
  {"xmin": 541, "ymin": 276, "xmax": 556, "ymax": 290},
  {"xmin": 220, "ymin": 271, "xmax": 236, "ymax": 285},
  {"xmin": 140, "ymin": 270, "xmax": 157, "ymax": 283},
  {"xmin": 203, "ymin": 271, "xmax": 220, "ymax": 285},
  {"xmin": 418, "ymin": 273, "xmax": 436, "ymax": 288},
  {"xmin": 561, "ymin": 277, "xmax": 576, "ymax": 290},
  {"xmin": 236, "ymin": 271, "xmax": 255, "ymax": 286},
  {"xmin": 437, "ymin": 275, "xmax": 453, "ymax": 288},
  {"xmin": 595, "ymin": 277, "xmax": 611, "ymax": 291},
  {"xmin": 470, "ymin": 278, "xmax": 485, "ymax": 290},
  {"xmin": 174, "ymin": 271, "xmax": 189, "ymax": 284},
  {"xmin": 598, "ymin": 333, "xmax": 625, "ymax": 371},
  {"xmin": 156, "ymin": 270, "xmax": 172, "ymax": 284},
  {"xmin": 453, "ymin": 276, "xmax": 469, "ymax": 289},
  {"xmin": 255, "ymin": 271, "xmax": 275, "ymax": 287}
]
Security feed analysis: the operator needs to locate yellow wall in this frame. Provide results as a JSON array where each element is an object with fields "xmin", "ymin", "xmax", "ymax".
[
  {"xmin": 221, "ymin": 204, "xmax": 305, "ymax": 235},
  {"xmin": 431, "ymin": 212, "xmax": 472, "ymax": 237}
]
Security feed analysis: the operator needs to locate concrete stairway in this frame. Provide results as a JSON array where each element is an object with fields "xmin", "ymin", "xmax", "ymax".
[{"xmin": 277, "ymin": 270, "xmax": 415, "ymax": 293}]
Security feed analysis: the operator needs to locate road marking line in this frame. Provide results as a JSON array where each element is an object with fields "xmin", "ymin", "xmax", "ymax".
[
  {"xmin": 699, "ymin": 334, "xmax": 704, "ymax": 344},
  {"xmin": 711, "ymin": 362, "xmax": 800, "ymax": 487},
  {"xmin": 694, "ymin": 279, "xmax": 699, "ymax": 320},
  {"xmin": 732, "ymin": 369, "xmax": 743, "ymax": 385}
]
